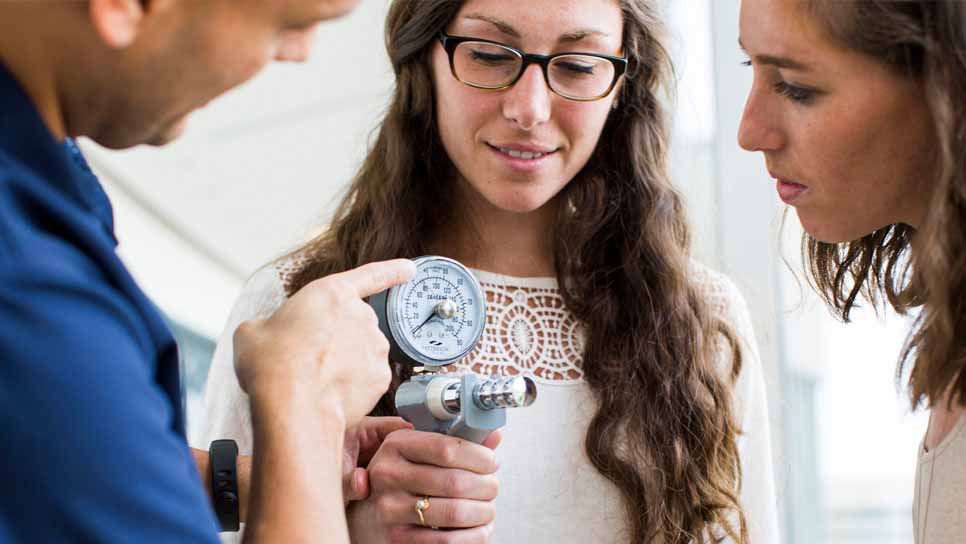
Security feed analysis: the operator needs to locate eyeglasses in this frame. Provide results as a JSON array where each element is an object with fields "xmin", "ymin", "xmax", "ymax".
[{"xmin": 438, "ymin": 32, "xmax": 628, "ymax": 102}]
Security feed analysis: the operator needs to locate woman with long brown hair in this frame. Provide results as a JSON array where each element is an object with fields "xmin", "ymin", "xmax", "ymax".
[
  {"xmin": 202, "ymin": 0, "xmax": 778, "ymax": 542},
  {"xmin": 738, "ymin": 1, "xmax": 966, "ymax": 541}
]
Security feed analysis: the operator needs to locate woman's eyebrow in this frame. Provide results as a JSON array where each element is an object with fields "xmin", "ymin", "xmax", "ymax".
[
  {"xmin": 463, "ymin": 14, "xmax": 611, "ymax": 43},
  {"xmin": 464, "ymin": 14, "xmax": 519, "ymax": 37},
  {"xmin": 738, "ymin": 37, "xmax": 811, "ymax": 71},
  {"xmin": 559, "ymin": 29, "xmax": 611, "ymax": 43}
]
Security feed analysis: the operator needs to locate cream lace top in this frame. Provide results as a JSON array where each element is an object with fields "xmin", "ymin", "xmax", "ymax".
[
  {"xmin": 195, "ymin": 261, "xmax": 779, "ymax": 543},
  {"xmin": 913, "ymin": 414, "xmax": 966, "ymax": 543}
]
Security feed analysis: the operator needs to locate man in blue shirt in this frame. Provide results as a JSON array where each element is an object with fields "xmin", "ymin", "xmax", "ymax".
[{"xmin": 0, "ymin": 0, "xmax": 416, "ymax": 542}]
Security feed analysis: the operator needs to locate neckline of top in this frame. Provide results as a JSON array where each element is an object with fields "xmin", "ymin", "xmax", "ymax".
[{"xmin": 469, "ymin": 268, "xmax": 559, "ymax": 290}]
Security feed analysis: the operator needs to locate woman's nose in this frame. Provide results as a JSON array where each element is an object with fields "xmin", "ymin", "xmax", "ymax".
[
  {"xmin": 738, "ymin": 87, "xmax": 785, "ymax": 152},
  {"xmin": 502, "ymin": 64, "xmax": 552, "ymax": 131}
]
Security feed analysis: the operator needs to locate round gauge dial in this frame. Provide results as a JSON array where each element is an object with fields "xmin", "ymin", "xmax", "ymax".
[{"xmin": 383, "ymin": 256, "xmax": 486, "ymax": 367}]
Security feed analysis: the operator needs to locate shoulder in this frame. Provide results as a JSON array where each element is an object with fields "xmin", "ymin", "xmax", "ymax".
[
  {"xmin": 0, "ymin": 199, "xmax": 149, "ymax": 355},
  {"xmin": 688, "ymin": 259, "xmax": 752, "ymax": 327},
  {"xmin": 0, "ymin": 150, "xmax": 48, "ymax": 258},
  {"xmin": 688, "ymin": 260, "xmax": 745, "ymax": 308},
  {"xmin": 0, "ymin": 151, "xmax": 133, "ymax": 325},
  {"xmin": 0, "ymin": 147, "xmax": 67, "ymax": 218},
  {"xmin": 0, "ymin": 143, "xmax": 173, "ymax": 379},
  {"xmin": 687, "ymin": 260, "xmax": 762, "ymax": 381},
  {"xmin": 0, "ymin": 150, "xmax": 101, "ymax": 275},
  {"xmin": 230, "ymin": 260, "xmax": 293, "ymax": 321},
  {"xmin": 0, "ymin": 147, "xmax": 32, "ymax": 185}
]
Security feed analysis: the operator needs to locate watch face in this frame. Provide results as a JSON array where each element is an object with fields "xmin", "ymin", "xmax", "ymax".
[{"xmin": 387, "ymin": 256, "xmax": 486, "ymax": 367}]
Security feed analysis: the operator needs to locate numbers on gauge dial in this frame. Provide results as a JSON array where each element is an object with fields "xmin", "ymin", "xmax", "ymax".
[{"xmin": 397, "ymin": 264, "xmax": 483, "ymax": 360}]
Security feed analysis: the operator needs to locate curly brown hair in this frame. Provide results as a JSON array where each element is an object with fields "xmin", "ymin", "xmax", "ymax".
[
  {"xmin": 285, "ymin": 1, "xmax": 747, "ymax": 541},
  {"xmin": 801, "ymin": 1, "xmax": 966, "ymax": 410}
]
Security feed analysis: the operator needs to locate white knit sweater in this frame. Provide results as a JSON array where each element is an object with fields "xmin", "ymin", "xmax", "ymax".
[{"xmin": 195, "ymin": 261, "xmax": 780, "ymax": 543}]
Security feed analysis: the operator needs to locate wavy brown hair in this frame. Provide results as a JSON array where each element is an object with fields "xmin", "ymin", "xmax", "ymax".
[
  {"xmin": 285, "ymin": 1, "xmax": 747, "ymax": 541},
  {"xmin": 800, "ymin": 1, "xmax": 966, "ymax": 410}
]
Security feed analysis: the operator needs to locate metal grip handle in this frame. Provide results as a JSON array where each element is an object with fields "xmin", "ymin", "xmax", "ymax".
[{"xmin": 473, "ymin": 376, "xmax": 537, "ymax": 410}]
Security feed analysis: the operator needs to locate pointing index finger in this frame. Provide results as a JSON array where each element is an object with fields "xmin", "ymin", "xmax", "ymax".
[{"xmin": 336, "ymin": 259, "xmax": 417, "ymax": 298}]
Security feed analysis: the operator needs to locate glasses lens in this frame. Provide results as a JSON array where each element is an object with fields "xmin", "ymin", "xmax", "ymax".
[
  {"xmin": 452, "ymin": 41, "xmax": 522, "ymax": 88},
  {"xmin": 548, "ymin": 55, "xmax": 616, "ymax": 99}
]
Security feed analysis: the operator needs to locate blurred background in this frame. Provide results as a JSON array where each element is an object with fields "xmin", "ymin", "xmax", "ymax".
[{"xmin": 78, "ymin": 1, "xmax": 927, "ymax": 542}]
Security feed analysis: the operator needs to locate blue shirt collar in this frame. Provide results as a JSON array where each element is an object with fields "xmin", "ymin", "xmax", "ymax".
[{"xmin": 0, "ymin": 61, "xmax": 116, "ymax": 241}]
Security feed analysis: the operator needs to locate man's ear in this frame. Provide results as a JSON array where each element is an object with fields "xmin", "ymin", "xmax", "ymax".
[{"xmin": 89, "ymin": 0, "xmax": 145, "ymax": 49}]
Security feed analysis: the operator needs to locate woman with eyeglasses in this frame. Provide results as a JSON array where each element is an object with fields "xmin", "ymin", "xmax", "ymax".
[
  {"xmin": 738, "ymin": 1, "xmax": 966, "ymax": 542},
  {"xmin": 201, "ymin": 0, "xmax": 778, "ymax": 542}
]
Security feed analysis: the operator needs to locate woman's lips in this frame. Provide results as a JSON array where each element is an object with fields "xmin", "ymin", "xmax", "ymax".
[
  {"xmin": 776, "ymin": 178, "xmax": 808, "ymax": 204},
  {"xmin": 487, "ymin": 143, "xmax": 558, "ymax": 173}
]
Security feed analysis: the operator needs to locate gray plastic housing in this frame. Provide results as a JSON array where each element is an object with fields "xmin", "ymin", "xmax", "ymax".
[{"xmin": 395, "ymin": 373, "xmax": 506, "ymax": 444}]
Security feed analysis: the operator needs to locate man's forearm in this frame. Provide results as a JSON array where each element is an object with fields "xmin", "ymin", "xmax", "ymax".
[
  {"xmin": 242, "ymin": 390, "xmax": 348, "ymax": 544},
  {"xmin": 191, "ymin": 448, "xmax": 251, "ymax": 524}
]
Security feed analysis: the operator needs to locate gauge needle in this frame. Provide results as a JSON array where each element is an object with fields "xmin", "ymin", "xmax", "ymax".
[
  {"xmin": 410, "ymin": 300, "xmax": 456, "ymax": 336},
  {"xmin": 410, "ymin": 312, "xmax": 437, "ymax": 335}
]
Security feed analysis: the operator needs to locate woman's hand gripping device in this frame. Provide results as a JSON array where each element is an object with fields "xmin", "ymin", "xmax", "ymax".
[{"xmin": 369, "ymin": 256, "xmax": 536, "ymax": 444}]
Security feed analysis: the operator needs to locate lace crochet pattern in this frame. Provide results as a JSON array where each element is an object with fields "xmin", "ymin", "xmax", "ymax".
[
  {"xmin": 277, "ymin": 259, "xmax": 740, "ymax": 386},
  {"xmin": 444, "ymin": 271, "xmax": 585, "ymax": 385}
]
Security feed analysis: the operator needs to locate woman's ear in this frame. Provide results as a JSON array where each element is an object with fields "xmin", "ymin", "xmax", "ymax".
[{"xmin": 89, "ymin": 0, "xmax": 145, "ymax": 49}]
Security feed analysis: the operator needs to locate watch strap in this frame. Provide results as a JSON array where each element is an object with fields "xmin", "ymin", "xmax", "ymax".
[{"xmin": 209, "ymin": 439, "xmax": 240, "ymax": 532}]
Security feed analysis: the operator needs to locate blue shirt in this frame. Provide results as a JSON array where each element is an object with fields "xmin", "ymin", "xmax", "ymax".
[{"xmin": 0, "ymin": 63, "xmax": 220, "ymax": 542}]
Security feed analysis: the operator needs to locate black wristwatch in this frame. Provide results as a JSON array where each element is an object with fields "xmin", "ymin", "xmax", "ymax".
[{"xmin": 209, "ymin": 439, "xmax": 240, "ymax": 532}]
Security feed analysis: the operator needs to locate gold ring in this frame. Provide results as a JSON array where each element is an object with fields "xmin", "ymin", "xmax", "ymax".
[
  {"xmin": 414, "ymin": 496, "xmax": 439, "ymax": 529},
  {"xmin": 415, "ymin": 496, "xmax": 431, "ymax": 528}
]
